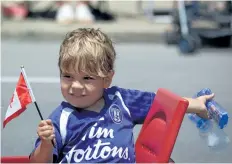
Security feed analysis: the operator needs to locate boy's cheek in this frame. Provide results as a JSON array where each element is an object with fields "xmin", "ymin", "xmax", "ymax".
[
  {"xmin": 60, "ymin": 79, "xmax": 70, "ymax": 87},
  {"xmin": 60, "ymin": 82, "xmax": 70, "ymax": 93}
]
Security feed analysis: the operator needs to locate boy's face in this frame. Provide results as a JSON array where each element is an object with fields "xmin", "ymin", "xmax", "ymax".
[{"xmin": 60, "ymin": 69, "xmax": 114, "ymax": 109}]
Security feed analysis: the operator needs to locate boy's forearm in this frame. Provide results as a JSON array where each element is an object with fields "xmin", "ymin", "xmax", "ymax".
[
  {"xmin": 30, "ymin": 141, "xmax": 54, "ymax": 163},
  {"xmin": 183, "ymin": 97, "xmax": 198, "ymax": 113}
]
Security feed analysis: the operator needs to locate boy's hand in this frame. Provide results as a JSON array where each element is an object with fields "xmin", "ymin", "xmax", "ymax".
[
  {"xmin": 194, "ymin": 93, "xmax": 215, "ymax": 119},
  {"xmin": 37, "ymin": 119, "xmax": 55, "ymax": 144}
]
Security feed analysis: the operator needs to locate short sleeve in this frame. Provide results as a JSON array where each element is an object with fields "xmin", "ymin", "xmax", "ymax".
[{"xmin": 108, "ymin": 86, "xmax": 156, "ymax": 124}]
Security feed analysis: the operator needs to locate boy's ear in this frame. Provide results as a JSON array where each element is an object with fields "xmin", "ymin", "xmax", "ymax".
[{"xmin": 104, "ymin": 71, "xmax": 114, "ymax": 88}]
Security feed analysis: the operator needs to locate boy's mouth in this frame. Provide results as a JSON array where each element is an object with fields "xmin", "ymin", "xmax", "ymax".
[{"xmin": 70, "ymin": 94, "xmax": 86, "ymax": 98}]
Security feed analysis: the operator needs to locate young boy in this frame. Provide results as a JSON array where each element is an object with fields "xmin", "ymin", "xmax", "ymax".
[{"xmin": 29, "ymin": 28, "xmax": 214, "ymax": 163}]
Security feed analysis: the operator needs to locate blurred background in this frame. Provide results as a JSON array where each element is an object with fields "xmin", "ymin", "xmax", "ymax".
[
  {"xmin": 1, "ymin": 1, "xmax": 232, "ymax": 46},
  {"xmin": 1, "ymin": 0, "xmax": 232, "ymax": 163}
]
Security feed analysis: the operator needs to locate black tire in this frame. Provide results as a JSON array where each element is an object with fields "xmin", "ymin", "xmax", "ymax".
[{"xmin": 203, "ymin": 35, "xmax": 231, "ymax": 48}]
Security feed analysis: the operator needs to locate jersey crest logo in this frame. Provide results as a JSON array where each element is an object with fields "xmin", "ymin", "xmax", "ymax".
[{"xmin": 109, "ymin": 105, "xmax": 123, "ymax": 124}]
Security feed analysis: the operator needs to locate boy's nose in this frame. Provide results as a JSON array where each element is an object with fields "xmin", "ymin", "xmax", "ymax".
[{"xmin": 70, "ymin": 81, "xmax": 84, "ymax": 91}]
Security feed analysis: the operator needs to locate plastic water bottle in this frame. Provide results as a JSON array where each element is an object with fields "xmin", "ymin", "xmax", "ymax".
[
  {"xmin": 195, "ymin": 88, "xmax": 228, "ymax": 129},
  {"xmin": 188, "ymin": 88, "xmax": 230, "ymax": 150},
  {"xmin": 188, "ymin": 113, "xmax": 230, "ymax": 149}
]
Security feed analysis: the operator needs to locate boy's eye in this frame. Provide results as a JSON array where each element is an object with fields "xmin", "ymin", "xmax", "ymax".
[
  {"xmin": 62, "ymin": 74, "xmax": 71, "ymax": 78},
  {"xmin": 83, "ymin": 76, "xmax": 94, "ymax": 80}
]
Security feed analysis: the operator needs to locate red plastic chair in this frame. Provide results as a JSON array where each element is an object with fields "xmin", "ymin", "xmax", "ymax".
[
  {"xmin": 135, "ymin": 88, "xmax": 189, "ymax": 163},
  {"xmin": 1, "ymin": 156, "xmax": 29, "ymax": 163}
]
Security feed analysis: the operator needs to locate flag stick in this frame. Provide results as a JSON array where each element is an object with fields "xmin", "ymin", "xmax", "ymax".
[
  {"xmin": 20, "ymin": 65, "xmax": 55, "ymax": 147},
  {"xmin": 34, "ymin": 102, "xmax": 44, "ymax": 120}
]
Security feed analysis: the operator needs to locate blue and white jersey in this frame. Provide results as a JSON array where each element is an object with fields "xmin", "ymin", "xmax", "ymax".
[{"xmin": 31, "ymin": 86, "xmax": 155, "ymax": 163}]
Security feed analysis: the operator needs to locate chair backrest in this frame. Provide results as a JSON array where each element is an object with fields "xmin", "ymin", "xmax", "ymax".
[
  {"xmin": 1, "ymin": 156, "xmax": 29, "ymax": 163},
  {"xmin": 135, "ymin": 88, "xmax": 189, "ymax": 163}
]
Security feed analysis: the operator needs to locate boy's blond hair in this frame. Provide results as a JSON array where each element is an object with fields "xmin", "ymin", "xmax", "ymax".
[{"xmin": 58, "ymin": 28, "xmax": 116, "ymax": 77}]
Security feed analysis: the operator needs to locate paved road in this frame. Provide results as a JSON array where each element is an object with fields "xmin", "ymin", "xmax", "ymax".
[{"xmin": 1, "ymin": 39, "xmax": 232, "ymax": 162}]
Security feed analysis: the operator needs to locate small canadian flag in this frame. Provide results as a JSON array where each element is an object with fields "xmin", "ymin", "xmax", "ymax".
[
  {"xmin": 3, "ymin": 66, "xmax": 36, "ymax": 128},
  {"xmin": 3, "ymin": 66, "xmax": 55, "ymax": 146}
]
